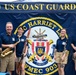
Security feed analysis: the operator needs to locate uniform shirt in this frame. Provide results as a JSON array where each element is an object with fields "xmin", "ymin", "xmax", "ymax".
[
  {"xmin": 56, "ymin": 37, "xmax": 67, "ymax": 52},
  {"xmin": 0, "ymin": 32, "xmax": 16, "ymax": 51},
  {"xmin": 16, "ymin": 34, "xmax": 28, "ymax": 57}
]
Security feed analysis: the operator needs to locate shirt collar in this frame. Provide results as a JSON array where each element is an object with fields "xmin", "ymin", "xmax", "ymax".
[{"xmin": 6, "ymin": 32, "xmax": 13, "ymax": 36}]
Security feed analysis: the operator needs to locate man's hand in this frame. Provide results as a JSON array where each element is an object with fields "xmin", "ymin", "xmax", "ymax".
[
  {"xmin": 22, "ymin": 52, "xmax": 26, "ymax": 57},
  {"xmin": 54, "ymin": 55, "xmax": 56, "ymax": 60},
  {"xmin": 61, "ymin": 54, "xmax": 65, "ymax": 62},
  {"xmin": 73, "ymin": 46, "xmax": 76, "ymax": 51},
  {"xmin": 8, "ymin": 44, "xmax": 15, "ymax": 48}
]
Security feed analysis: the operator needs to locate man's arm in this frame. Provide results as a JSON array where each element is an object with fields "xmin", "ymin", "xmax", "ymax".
[
  {"xmin": 23, "ymin": 45, "xmax": 28, "ymax": 56},
  {"xmin": 71, "ymin": 43, "xmax": 76, "ymax": 51},
  {"xmin": 2, "ymin": 44, "xmax": 15, "ymax": 48}
]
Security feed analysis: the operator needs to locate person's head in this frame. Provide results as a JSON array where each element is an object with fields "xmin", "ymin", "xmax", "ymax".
[
  {"xmin": 6, "ymin": 22, "xmax": 13, "ymax": 34},
  {"xmin": 60, "ymin": 28, "xmax": 66, "ymax": 37},
  {"xmin": 17, "ymin": 26, "xmax": 24, "ymax": 35}
]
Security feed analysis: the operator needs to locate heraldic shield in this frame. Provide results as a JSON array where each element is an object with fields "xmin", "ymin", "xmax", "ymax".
[
  {"xmin": 32, "ymin": 40, "xmax": 49, "ymax": 58},
  {"xmin": 36, "ymin": 46, "xmax": 45, "ymax": 57}
]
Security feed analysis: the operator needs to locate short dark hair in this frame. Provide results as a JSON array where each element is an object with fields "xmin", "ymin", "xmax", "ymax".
[{"xmin": 18, "ymin": 26, "xmax": 24, "ymax": 31}]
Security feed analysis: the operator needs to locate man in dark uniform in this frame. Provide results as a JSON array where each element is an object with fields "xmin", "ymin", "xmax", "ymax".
[
  {"xmin": 0, "ymin": 22, "xmax": 16, "ymax": 75},
  {"xmin": 15, "ymin": 26, "xmax": 28, "ymax": 75},
  {"xmin": 54, "ymin": 29, "xmax": 69, "ymax": 75},
  {"xmin": 71, "ymin": 35, "xmax": 76, "ymax": 71}
]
